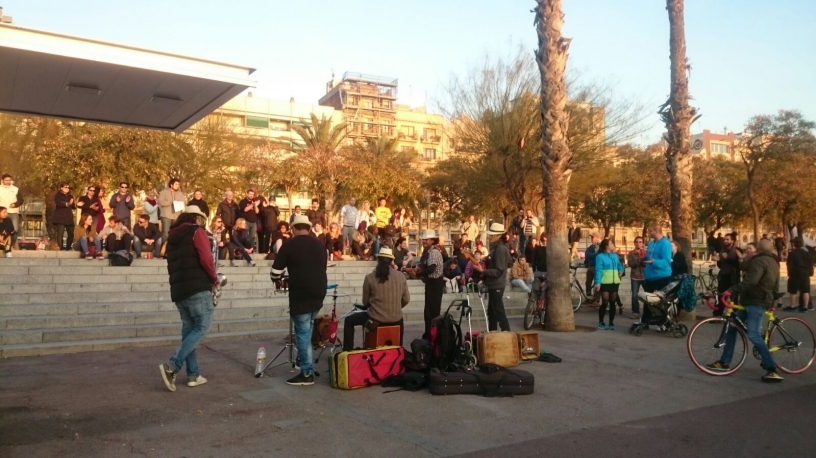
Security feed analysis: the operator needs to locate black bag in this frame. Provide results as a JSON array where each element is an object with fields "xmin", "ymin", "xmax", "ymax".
[
  {"xmin": 428, "ymin": 367, "xmax": 534, "ymax": 396},
  {"xmin": 429, "ymin": 302, "xmax": 464, "ymax": 371},
  {"xmin": 537, "ymin": 352, "xmax": 562, "ymax": 363},
  {"xmin": 108, "ymin": 250, "xmax": 133, "ymax": 267},
  {"xmin": 381, "ymin": 372, "xmax": 429, "ymax": 392},
  {"xmin": 408, "ymin": 339, "xmax": 431, "ymax": 372}
]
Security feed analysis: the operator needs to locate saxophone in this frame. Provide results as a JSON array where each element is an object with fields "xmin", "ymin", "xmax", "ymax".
[{"xmin": 210, "ymin": 234, "xmax": 228, "ymax": 306}]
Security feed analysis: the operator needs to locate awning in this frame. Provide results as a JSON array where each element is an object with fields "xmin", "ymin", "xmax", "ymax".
[{"xmin": 0, "ymin": 22, "xmax": 256, "ymax": 132}]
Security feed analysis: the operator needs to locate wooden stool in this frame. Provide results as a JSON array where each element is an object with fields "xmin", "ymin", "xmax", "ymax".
[{"xmin": 364, "ymin": 325, "xmax": 401, "ymax": 349}]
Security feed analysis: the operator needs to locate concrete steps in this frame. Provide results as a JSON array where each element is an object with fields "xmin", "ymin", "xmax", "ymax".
[{"xmin": 0, "ymin": 255, "xmax": 531, "ymax": 357}]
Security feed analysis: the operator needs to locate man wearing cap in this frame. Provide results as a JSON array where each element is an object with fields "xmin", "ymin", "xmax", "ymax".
[
  {"xmin": 269, "ymin": 214, "xmax": 328, "ymax": 386},
  {"xmin": 417, "ymin": 230, "xmax": 445, "ymax": 338},
  {"xmin": 343, "ymin": 247, "xmax": 409, "ymax": 350},
  {"xmin": 159, "ymin": 205, "xmax": 218, "ymax": 392},
  {"xmin": 482, "ymin": 223, "xmax": 512, "ymax": 331}
]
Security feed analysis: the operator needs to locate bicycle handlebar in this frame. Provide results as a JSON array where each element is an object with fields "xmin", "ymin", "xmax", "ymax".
[{"xmin": 720, "ymin": 292, "xmax": 733, "ymax": 309}]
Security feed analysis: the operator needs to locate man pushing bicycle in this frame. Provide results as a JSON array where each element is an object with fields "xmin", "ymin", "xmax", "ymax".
[{"xmin": 708, "ymin": 239, "xmax": 783, "ymax": 383}]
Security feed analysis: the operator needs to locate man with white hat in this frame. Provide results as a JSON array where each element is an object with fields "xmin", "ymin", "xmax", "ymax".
[
  {"xmin": 482, "ymin": 222, "xmax": 512, "ymax": 331},
  {"xmin": 343, "ymin": 247, "xmax": 410, "ymax": 351},
  {"xmin": 159, "ymin": 205, "xmax": 218, "ymax": 392},
  {"xmin": 269, "ymin": 214, "xmax": 328, "ymax": 386},
  {"xmin": 417, "ymin": 229, "xmax": 445, "ymax": 338}
]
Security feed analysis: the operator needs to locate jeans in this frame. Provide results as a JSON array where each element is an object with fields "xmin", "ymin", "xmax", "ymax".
[
  {"xmin": 259, "ymin": 228, "xmax": 273, "ymax": 253},
  {"xmin": 169, "ymin": 290, "xmax": 214, "ymax": 377},
  {"xmin": 511, "ymin": 278, "xmax": 532, "ymax": 294},
  {"xmin": 54, "ymin": 224, "xmax": 75, "ymax": 250},
  {"xmin": 246, "ymin": 222, "xmax": 258, "ymax": 250},
  {"xmin": 487, "ymin": 287, "xmax": 510, "ymax": 331},
  {"xmin": 231, "ymin": 241, "xmax": 253, "ymax": 263},
  {"xmin": 119, "ymin": 216, "xmax": 131, "ymax": 232},
  {"xmin": 721, "ymin": 304, "xmax": 776, "ymax": 371},
  {"xmin": 72, "ymin": 236, "xmax": 102, "ymax": 254},
  {"xmin": 342, "ymin": 226, "xmax": 355, "ymax": 253},
  {"xmin": 8, "ymin": 213, "xmax": 19, "ymax": 245},
  {"xmin": 292, "ymin": 311, "xmax": 318, "ymax": 375},
  {"xmin": 160, "ymin": 217, "xmax": 174, "ymax": 254},
  {"xmin": 134, "ymin": 236, "xmax": 162, "ymax": 257},
  {"xmin": 585, "ymin": 267, "xmax": 596, "ymax": 297},
  {"xmin": 631, "ymin": 279, "xmax": 643, "ymax": 314}
]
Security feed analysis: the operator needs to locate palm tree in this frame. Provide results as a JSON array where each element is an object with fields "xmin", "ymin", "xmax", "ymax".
[
  {"xmin": 289, "ymin": 113, "xmax": 348, "ymax": 213},
  {"xmin": 534, "ymin": 0, "xmax": 575, "ymax": 332},
  {"xmin": 659, "ymin": 0, "xmax": 698, "ymax": 267}
]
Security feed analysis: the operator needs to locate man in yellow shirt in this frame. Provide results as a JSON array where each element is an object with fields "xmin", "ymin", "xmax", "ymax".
[{"xmin": 374, "ymin": 197, "xmax": 391, "ymax": 229}]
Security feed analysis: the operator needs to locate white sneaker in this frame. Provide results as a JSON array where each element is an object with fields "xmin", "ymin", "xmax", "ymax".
[
  {"xmin": 5, "ymin": 252, "xmax": 12, "ymax": 258},
  {"xmin": 187, "ymin": 375, "xmax": 208, "ymax": 387}
]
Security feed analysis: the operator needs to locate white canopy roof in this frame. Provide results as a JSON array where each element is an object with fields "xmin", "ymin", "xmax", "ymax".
[{"xmin": 0, "ymin": 22, "xmax": 256, "ymax": 132}]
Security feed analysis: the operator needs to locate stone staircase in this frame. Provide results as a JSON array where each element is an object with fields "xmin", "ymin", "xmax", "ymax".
[{"xmin": 0, "ymin": 253, "xmax": 529, "ymax": 357}]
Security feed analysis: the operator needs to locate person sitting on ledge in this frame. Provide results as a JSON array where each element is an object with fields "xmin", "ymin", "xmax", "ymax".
[
  {"xmin": 72, "ymin": 213, "xmax": 103, "ymax": 259},
  {"xmin": 343, "ymin": 247, "xmax": 409, "ymax": 351},
  {"xmin": 98, "ymin": 215, "xmax": 133, "ymax": 254}
]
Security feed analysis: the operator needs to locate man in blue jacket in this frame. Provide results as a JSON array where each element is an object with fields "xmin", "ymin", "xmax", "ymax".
[
  {"xmin": 643, "ymin": 223, "xmax": 673, "ymax": 293},
  {"xmin": 584, "ymin": 233, "xmax": 600, "ymax": 300}
]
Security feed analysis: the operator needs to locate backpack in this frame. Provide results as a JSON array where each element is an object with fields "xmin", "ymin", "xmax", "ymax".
[
  {"xmin": 109, "ymin": 250, "xmax": 133, "ymax": 267},
  {"xmin": 676, "ymin": 274, "xmax": 696, "ymax": 312},
  {"xmin": 428, "ymin": 301, "xmax": 464, "ymax": 371}
]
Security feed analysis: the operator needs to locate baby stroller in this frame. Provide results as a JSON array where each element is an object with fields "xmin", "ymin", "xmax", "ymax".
[{"xmin": 629, "ymin": 276, "xmax": 689, "ymax": 338}]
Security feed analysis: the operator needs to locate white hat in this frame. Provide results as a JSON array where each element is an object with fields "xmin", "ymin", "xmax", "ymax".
[
  {"xmin": 291, "ymin": 214, "xmax": 312, "ymax": 229},
  {"xmin": 487, "ymin": 223, "xmax": 505, "ymax": 235},
  {"xmin": 183, "ymin": 205, "xmax": 208, "ymax": 220},
  {"xmin": 376, "ymin": 247, "xmax": 395, "ymax": 259},
  {"xmin": 419, "ymin": 229, "xmax": 438, "ymax": 240}
]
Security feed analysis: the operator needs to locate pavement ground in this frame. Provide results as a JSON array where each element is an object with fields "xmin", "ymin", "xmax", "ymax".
[{"xmin": 2, "ymin": 304, "xmax": 815, "ymax": 458}]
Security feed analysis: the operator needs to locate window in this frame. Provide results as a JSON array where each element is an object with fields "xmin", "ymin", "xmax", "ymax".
[
  {"xmin": 711, "ymin": 143, "xmax": 731, "ymax": 155},
  {"xmin": 362, "ymin": 100, "xmax": 372, "ymax": 109},
  {"xmin": 246, "ymin": 116, "xmax": 269, "ymax": 128},
  {"xmin": 402, "ymin": 126, "xmax": 414, "ymax": 136},
  {"xmin": 424, "ymin": 128, "xmax": 437, "ymax": 138},
  {"xmin": 423, "ymin": 148, "xmax": 436, "ymax": 161},
  {"xmin": 381, "ymin": 100, "xmax": 391, "ymax": 109}
]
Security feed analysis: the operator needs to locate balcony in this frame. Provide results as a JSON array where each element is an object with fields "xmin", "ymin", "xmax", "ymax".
[{"xmin": 421, "ymin": 135, "xmax": 441, "ymax": 143}]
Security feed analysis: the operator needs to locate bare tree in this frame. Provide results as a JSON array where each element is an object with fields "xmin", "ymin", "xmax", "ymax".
[{"xmin": 534, "ymin": 0, "xmax": 575, "ymax": 332}]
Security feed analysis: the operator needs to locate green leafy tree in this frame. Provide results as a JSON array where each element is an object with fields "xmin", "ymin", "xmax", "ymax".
[{"xmin": 289, "ymin": 113, "xmax": 348, "ymax": 213}]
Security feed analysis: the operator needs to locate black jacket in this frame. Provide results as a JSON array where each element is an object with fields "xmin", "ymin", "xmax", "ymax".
[
  {"xmin": 237, "ymin": 198, "xmax": 259, "ymax": 224},
  {"xmin": 134, "ymin": 223, "xmax": 160, "ymax": 242},
  {"xmin": 270, "ymin": 234, "xmax": 327, "ymax": 315},
  {"xmin": 216, "ymin": 200, "xmax": 239, "ymax": 227},
  {"xmin": 264, "ymin": 204, "xmax": 280, "ymax": 228},
  {"xmin": 53, "ymin": 192, "xmax": 76, "ymax": 226},
  {"xmin": 787, "ymin": 248, "xmax": 814, "ymax": 277},
  {"xmin": 531, "ymin": 245, "xmax": 547, "ymax": 272},
  {"xmin": 187, "ymin": 198, "xmax": 210, "ymax": 217},
  {"xmin": 483, "ymin": 241, "xmax": 510, "ymax": 289},
  {"xmin": 166, "ymin": 224, "xmax": 214, "ymax": 303},
  {"xmin": 731, "ymin": 253, "xmax": 780, "ymax": 309},
  {"xmin": 671, "ymin": 252, "xmax": 688, "ymax": 276}
]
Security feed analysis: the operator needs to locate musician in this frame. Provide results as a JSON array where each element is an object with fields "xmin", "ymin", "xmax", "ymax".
[
  {"xmin": 159, "ymin": 205, "xmax": 217, "ymax": 392},
  {"xmin": 417, "ymin": 230, "xmax": 445, "ymax": 339},
  {"xmin": 483, "ymin": 223, "xmax": 512, "ymax": 331},
  {"xmin": 343, "ymin": 247, "xmax": 409, "ymax": 351},
  {"xmin": 269, "ymin": 214, "xmax": 327, "ymax": 386}
]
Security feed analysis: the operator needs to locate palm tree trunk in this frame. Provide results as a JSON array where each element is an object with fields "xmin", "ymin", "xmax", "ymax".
[{"xmin": 534, "ymin": 0, "xmax": 575, "ymax": 332}]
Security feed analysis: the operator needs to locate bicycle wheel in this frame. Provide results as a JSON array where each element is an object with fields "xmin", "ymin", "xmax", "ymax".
[
  {"xmin": 537, "ymin": 296, "xmax": 547, "ymax": 327},
  {"xmin": 687, "ymin": 317, "xmax": 747, "ymax": 376},
  {"xmin": 571, "ymin": 282, "xmax": 582, "ymax": 312},
  {"xmin": 694, "ymin": 276, "xmax": 703, "ymax": 295},
  {"xmin": 523, "ymin": 293, "xmax": 537, "ymax": 330},
  {"xmin": 770, "ymin": 317, "xmax": 816, "ymax": 374}
]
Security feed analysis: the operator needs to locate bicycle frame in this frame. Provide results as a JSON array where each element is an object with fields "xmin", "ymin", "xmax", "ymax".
[{"xmin": 707, "ymin": 295, "xmax": 799, "ymax": 354}]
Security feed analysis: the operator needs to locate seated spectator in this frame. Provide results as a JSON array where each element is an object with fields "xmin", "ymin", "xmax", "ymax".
[
  {"xmin": 464, "ymin": 250, "xmax": 487, "ymax": 287},
  {"xmin": 312, "ymin": 222, "xmax": 327, "ymax": 246},
  {"xmin": 510, "ymin": 255, "xmax": 533, "ymax": 293},
  {"xmin": 343, "ymin": 248, "xmax": 409, "ymax": 351},
  {"xmin": 133, "ymin": 214, "xmax": 161, "ymax": 258},
  {"xmin": 474, "ymin": 239, "xmax": 489, "ymax": 257},
  {"xmin": 393, "ymin": 237, "xmax": 414, "ymax": 269},
  {"xmin": 271, "ymin": 221, "xmax": 291, "ymax": 254},
  {"xmin": 231, "ymin": 218, "xmax": 256, "ymax": 267},
  {"xmin": 325, "ymin": 222, "xmax": 343, "ymax": 261},
  {"xmin": 525, "ymin": 237, "xmax": 538, "ymax": 263},
  {"xmin": 72, "ymin": 213, "xmax": 103, "ymax": 259},
  {"xmin": 443, "ymin": 257, "xmax": 464, "ymax": 293},
  {"xmin": 352, "ymin": 221, "xmax": 374, "ymax": 260},
  {"xmin": 0, "ymin": 206, "xmax": 15, "ymax": 258},
  {"xmin": 99, "ymin": 215, "xmax": 133, "ymax": 254},
  {"xmin": 210, "ymin": 216, "xmax": 230, "ymax": 260}
]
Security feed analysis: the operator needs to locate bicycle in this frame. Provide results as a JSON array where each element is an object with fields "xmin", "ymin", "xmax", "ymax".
[
  {"xmin": 687, "ymin": 292, "xmax": 816, "ymax": 376},
  {"xmin": 569, "ymin": 263, "xmax": 588, "ymax": 312},
  {"xmin": 693, "ymin": 263, "xmax": 718, "ymax": 296},
  {"xmin": 523, "ymin": 273, "xmax": 548, "ymax": 330}
]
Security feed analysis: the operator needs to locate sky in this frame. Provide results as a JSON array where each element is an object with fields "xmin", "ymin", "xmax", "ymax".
[{"xmin": 4, "ymin": 0, "xmax": 816, "ymax": 143}]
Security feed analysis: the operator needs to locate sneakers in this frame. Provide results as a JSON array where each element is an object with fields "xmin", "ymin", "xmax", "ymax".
[
  {"xmin": 809, "ymin": 304, "xmax": 814, "ymax": 311},
  {"xmin": 782, "ymin": 306, "xmax": 797, "ymax": 312},
  {"xmin": 285, "ymin": 372, "xmax": 315, "ymax": 386},
  {"xmin": 630, "ymin": 313, "xmax": 640, "ymax": 319},
  {"xmin": 84, "ymin": 253, "xmax": 93, "ymax": 261},
  {"xmin": 607, "ymin": 324, "xmax": 616, "ymax": 331},
  {"xmin": 798, "ymin": 307, "xmax": 809, "ymax": 313},
  {"xmin": 230, "ymin": 261, "xmax": 237, "ymax": 267},
  {"xmin": 706, "ymin": 361, "xmax": 730, "ymax": 372},
  {"xmin": 248, "ymin": 261, "xmax": 256, "ymax": 267},
  {"xmin": 597, "ymin": 323, "xmax": 608, "ymax": 330},
  {"xmin": 187, "ymin": 375, "xmax": 208, "ymax": 387},
  {"xmin": 761, "ymin": 370, "xmax": 783, "ymax": 383},
  {"xmin": 4, "ymin": 252, "xmax": 11, "ymax": 258},
  {"xmin": 96, "ymin": 254, "xmax": 105, "ymax": 260},
  {"xmin": 159, "ymin": 363, "xmax": 177, "ymax": 392}
]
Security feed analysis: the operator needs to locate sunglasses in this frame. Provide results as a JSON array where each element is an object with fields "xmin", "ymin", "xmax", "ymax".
[{"xmin": 120, "ymin": 186, "xmax": 128, "ymax": 189}]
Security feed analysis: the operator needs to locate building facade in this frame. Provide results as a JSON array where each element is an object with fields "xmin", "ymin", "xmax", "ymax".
[{"xmin": 691, "ymin": 129, "xmax": 738, "ymax": 160}]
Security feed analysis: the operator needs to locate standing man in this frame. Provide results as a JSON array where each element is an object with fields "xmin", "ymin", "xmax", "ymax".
[
  {"xmin": 109, "ymin": 181, "xmax": 135, "ymax": 230},
  {"xmin": 519, "ymin": 209, "xmax": 539, "ymax": 255},
  {"xmin": 159, "ymin": 205, "xmax": 217, "ymax": 392},
  {"xmin": 0, "ymin": 174, "xmax": 23, "ymax": 248},
  {"xmin": 584, "ymin": 233, "xmax": 600, "ymax": 299},
  {"xmin": 305, "ymin": 198, "xmax": 325, "ymax": 228},
  {"xmin": 269, "ymin": 214, "xmax": 327, "ymax": 386},
  {"xmin": 784, "ymin": 237, "xmax": 813, "ymax": 313},
  {"xmin": 238, "ymin": 189, "xmax": 260, "ymax": 250},
  {"xmin": 708, "ymin": 239, "xmax": 782, "ymax": 382},
  {"xmin": 416, "ymin": 230, "xmax": 445, "ymax": 339},
  {"xmin": 289, "ymin": 205, "xmax": 303, "ymax": 224},
  {"xmin": 158, "ymin": 178, "xmax": 186, "ymax": 254},
  {"xmin": 340, "ymin": 197, "xmax": 358, "ymax": 252},
  {"xmin": 260, "ymin": 195, "xmax": 280, "ymax": 254},
  {"xmin": 626, "ymin": 236, "xmax": 647, "ymax": 318},
  {"xmin": 713, "ymin": 233, "xmax": 742, "ymax": 316},
  {"xmin": 374, "ymin": 197, "xmax": 391, "ymax": 229},
  {"xmin": 216, "ymin": 190, "xmax": 239, "ymax": 233},
  {"xmin": 774, "ymin": 232, "xmax": 786, "ymax": 261},
  {"xmin": 705, "ymin": 230, "xmax": 717, "ymax": 261},
  {"xmin": 482, "ymin": 223, "xmax": 511, "ymax": 331},
  {"xmin": 462, "ymin": 215, "xmax": 479, "ymax": 245},
  {"xmin": 568, "ymin": 220, "xmax": 582, "ymax": 260}
]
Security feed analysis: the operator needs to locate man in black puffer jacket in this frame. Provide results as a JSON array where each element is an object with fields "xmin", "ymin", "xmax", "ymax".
[{"xmin": 159, "ymin": 205, "xmax": 218, "ymax": 392}]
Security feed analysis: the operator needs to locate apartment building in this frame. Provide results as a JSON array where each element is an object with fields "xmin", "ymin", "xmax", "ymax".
[{"xmin": 691, "ymin": 129, "xmax": 738, "ymax": 160}]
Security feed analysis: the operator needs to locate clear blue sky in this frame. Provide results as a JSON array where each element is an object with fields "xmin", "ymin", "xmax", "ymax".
[{"xmin": 4, "ymin": 0, "xmax": 815, "ymax": 142}]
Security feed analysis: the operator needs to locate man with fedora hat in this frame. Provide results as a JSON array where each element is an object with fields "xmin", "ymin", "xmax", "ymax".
[
  {"xmin": 482, "ymin": 222, "xmax": 512, "ymax": 331},
  {"xmin": 269, "ymin": 214, "xmax": 328, "ymax": 386},
  {"xmin": 159, "ymin": 205, "xmax": 218, "ymax": 392},
  {"xmin": 417, "ymin": 229, "xmax": 445, "ymax": 338},
  {"xmin": 343, "ymin": 247, "xmax": 410, "ymax": 351}
]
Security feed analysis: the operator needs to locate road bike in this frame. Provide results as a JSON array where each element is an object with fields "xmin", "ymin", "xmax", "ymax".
[
  {"xmin": 523, "ymin": 273, "xmax": 548, "ymax": 330},
  {"xmin": 569, "ymin": 264, "xmax": 588, "ymax": 312},
  {"xmin": 687, "ymin": 292, "xmax": 816, "ymax": 376},
  {"xmin": 693, "ymin": 263, "xmax": 718, "ymax": 296}
]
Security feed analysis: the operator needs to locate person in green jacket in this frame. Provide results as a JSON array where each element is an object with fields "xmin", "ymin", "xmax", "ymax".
[{"xmin": 595, "ymin": 239, "xmax": 625, "ymax": 330}]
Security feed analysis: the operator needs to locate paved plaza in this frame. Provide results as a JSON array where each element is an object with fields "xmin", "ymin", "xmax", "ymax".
[{"xmin": 2, "ymin": 307, "xmax": 815, "ymax": 458}]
